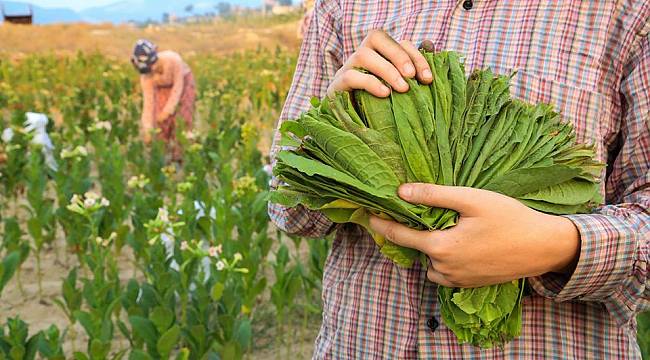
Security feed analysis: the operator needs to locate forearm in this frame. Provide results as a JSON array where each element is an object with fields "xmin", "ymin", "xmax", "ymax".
[
  {"xmin": 529, "ymin": 197, "xmax": 649, "ymax": 325},
  {"xmin": 140, "ymin": 77, "xmax": 155, "ymax": 131},
  {"xmin": 162, "ymin": 63, "xmax": 184, "ymax": 116}
]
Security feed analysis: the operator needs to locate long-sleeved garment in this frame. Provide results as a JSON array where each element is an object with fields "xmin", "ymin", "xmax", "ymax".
[
  {"xmin": 140, "ymin": 50, "xmax": 195, "ymax": 142},
  {"xmin": 268, "ymin": 0, "xmax": 650, "ymax": 358}
]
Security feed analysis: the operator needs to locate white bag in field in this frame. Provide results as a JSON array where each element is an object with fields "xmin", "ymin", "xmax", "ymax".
[{"xmin": 24, "ymin": 112, "xmax": 58, "ymax": 171}]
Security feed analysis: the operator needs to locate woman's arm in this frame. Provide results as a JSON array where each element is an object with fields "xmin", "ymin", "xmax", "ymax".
[
  {"xmin": 160, "ymin": 54, "xmax": 185, "ymax": 121},
  {"xmin": 140, "ymin": 75, "xmax": 155, "ymax": 142}
]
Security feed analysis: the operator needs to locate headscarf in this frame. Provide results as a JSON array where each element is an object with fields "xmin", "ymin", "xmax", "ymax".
[{"xmin": 131, "ymin": 39, "xmax": 159, "ymax": 74}]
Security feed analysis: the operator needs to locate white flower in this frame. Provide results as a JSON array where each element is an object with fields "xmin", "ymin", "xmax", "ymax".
[
  {"xmin": 84, "ymin": 197, "xmax": 97, "ymax": 208},
  {"xmin": 180, "ymin": 241, "xmax": 189, "ymax": 251},
  {"xmin": 70, "ymin": 194, "xmax": 82, "ymax": 205},
  {"xmin": 216, "ymin": 261, "xmax": 225, "ymax": 271},
  {"xmin": 1, "ymin": 128, "xmax": 14, "ymax": 143},
  {"xmin": 84, "ymin": 191, "xmax": 100, "ymax": 200},
  {"xmin": 233, "ymin": 252, "xmax": 243, "ymax": 262},
  {"xmin": 100, "ymin": 198, "xmax": 110, "ymax": 207},
  {"xmin": 77, "ymin": 146, "xmax": 88, "ymax": 157},
  {"xmin": 97, "ymin": 121, "xmax": 112, "ymax": 131},
  {"xmin": 215, "ymin": 244, "xmax": 223, "ymax": 255},
  {"xmin": 158, "ymin": 207, "xmax": 170, "ymax": 223},
  {"xmin": 95, "ymin": 236, "xmax": 103, "ymax": 244}
]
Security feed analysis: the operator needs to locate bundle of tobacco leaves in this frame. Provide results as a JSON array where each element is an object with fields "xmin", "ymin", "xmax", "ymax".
[{"xmin": 270, "ymin": 50, "xmax": 603, "ymax": 347}]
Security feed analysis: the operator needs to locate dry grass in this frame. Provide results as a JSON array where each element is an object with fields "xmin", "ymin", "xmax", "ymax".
[{"xmin": 0, "ymin": 18, "xmax": 302, "ymax": 59}]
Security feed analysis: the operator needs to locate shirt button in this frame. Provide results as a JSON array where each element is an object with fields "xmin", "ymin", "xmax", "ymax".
[
  {"xmin": 427, "ymin": 316, "xmax": 439, "ymax": 332},
  {"xmin": 462, "ymin": 0, "xmax": 473, "ymax": 10}
]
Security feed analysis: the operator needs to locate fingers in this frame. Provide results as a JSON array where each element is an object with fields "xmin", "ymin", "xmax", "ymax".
[
  {"xmin": 329, "ymin": 31, "xmax": 436, "ymax": 96},
  {"xmin": 327, "ymin": 69, "xmax": 391, "ymax": 97},
  {"xmin": 345, "ymin": 47, "xmax": 409, "ymax": 92},
  {"xmin": 399, "ymin": 40, "xmax": 433, "ymax": 84},
  {"xmin": 398, "ymin": 183, "xmax": 489, "ymax": 216},
  {"xmin": 426, "ymin": 266, "xmax": 456, "ymax": 287},
  {"xmin": 363, "ymin": 30, "xmax": 416, "ymax": 78},
  {"xmin": 368, "ymin": 215, "xmax": 442, "ymax": 255}
]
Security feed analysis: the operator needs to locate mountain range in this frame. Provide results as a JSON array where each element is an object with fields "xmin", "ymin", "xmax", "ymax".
[{"xmin": 0, "ymin": 0, "xmax": 266, "ymax": 24}]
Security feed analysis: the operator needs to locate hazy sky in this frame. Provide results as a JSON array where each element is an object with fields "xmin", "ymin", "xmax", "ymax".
[{"xmin": 21, "ymin": 1, "xmax": 118, "ymax": 11}]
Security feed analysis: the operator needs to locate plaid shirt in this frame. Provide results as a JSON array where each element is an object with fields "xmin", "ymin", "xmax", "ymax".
[{"xmin": 269, "ymin": 1, "xmax": 650, "ymax": 358}]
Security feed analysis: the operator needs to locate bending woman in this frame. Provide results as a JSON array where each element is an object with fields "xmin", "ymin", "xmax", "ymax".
[{"xmin": 131, "ymin": 39, "xmax": 196, "ymax": 158}]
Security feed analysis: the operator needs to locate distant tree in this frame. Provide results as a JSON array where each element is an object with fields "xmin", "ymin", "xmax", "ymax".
[
  {"xmin": 162, "ymin": 12, "xmax": 170, "ymax": 23},
  {"xmin": 216, "ymin": 2, "xmax": 232, "ymax": 16},
  {"xmin": 185, "ymin": 4, "xmax": 194, "ymax": 13},
  {"xmin": 278, "ymin": 0, "xmax": 292, "ymax": 5}
]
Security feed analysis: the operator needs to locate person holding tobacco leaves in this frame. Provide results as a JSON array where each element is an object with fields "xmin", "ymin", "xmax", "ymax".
[{"xmin": 269, "ymin": 1, "xmax": 649, "ymax": 359}]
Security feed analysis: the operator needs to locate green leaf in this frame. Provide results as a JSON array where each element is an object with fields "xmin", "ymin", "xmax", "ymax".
[
  {"xmin": 379, "ymin": 241, "xmax": 419, "ymax": 268},
  {"xmin": 128, "ymin": 350, "xmax": 153, "ymax": 360},
  {"xmin": 90, "ymin": 339, "xmax": 109, "ymax": 360},
  {"xmin": 519, "ymin": 199, "xmax": 590, "ymax": 215},
  {"xmin": 300, "ymin": 115, "xmax": 400, "ymax": 191},
  {"xmin": 72, "ymin": 311, "xmax": 96, "ymax": 339},
  {"xmin": 175, "ymin": 348, "xmax": 190, "ymax": 360},
  {"xmin": 355, "ymin": 88, "xmax": 399, "ymax": 144},
  {"xmin": 156, "ymin": 325, "xmax": 180, "ymax": 358},
  {"xmin": 483, "ymin": 165, "xmax": 580, "ymax": 197},
  {"xmin": 234, "ymin": 319, "xmax": 252, "ymax": 348},
  {"xmin": 73, "ymin": 352, "xmax": 90, "ymax": 360},
  {"xmin": 0, "ymin": 252, "xmax": 20, "ymax": 296},
  {"xmin": 519, "ymin": 180, "xmax": 600, "ymax": 205},
  {"xmin": 128, "ymin": 316, "xmax": 157, "ymax": 349},
  {"xmin": 210, "ymin": 282, "xmax": 224, "ymax": 301},
  {"xmin": 149, "ymin": 307, "xmax": 174, "ymax": 334},
  {"xmin": 390, "ymin": 86, "xmax": 436, "ymax": 183}
]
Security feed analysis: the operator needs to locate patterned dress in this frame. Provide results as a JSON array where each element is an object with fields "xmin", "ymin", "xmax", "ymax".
[
  {"xmin": 269, "ymin": 1, "xmax": 649, "ymax": 359},
  {"xmin": 141, "ymin": 50, "xmax": 195, "ymax": 158}
]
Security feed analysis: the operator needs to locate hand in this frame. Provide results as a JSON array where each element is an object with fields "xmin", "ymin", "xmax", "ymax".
[
  {"xmin": 156, "ymin": 111, "xmax": 172, "ymax": 123},
  {"xmin": 142, "ymin": 131, "xmax": 152, "ymax": 145},
  {"xmin": 327, "ymin": 30, "xmax": 433, "ymax": 97},
  {"xmin": 369, "ymin": 183, "xmax": 581, "ymax": 288}
]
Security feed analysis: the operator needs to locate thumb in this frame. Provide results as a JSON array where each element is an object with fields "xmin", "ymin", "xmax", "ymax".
[{"xmin": 398, "ymin": 183, "xmax": 485, "ymax": 216}]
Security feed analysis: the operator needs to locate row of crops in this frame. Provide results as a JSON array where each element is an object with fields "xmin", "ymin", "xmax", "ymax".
[
  {"xmin": 0, "ymin": 47, "xmax": 647, "ymax": 359},
  {"xmin": 0, "ymin": 48, "xmax": 328, "ymax": 359}
]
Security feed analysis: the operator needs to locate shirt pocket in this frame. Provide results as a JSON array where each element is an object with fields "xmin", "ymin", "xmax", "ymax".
[{"xmin": 509, "ymin": 69, "xmax": 612, "ymax": 167}]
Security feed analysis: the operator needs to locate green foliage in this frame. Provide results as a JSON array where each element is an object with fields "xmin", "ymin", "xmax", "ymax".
[
  {"xmin": 0, "ymin": 252, "xmax": 20, "ymax": 297},
  {"xmin": 640, "ymin": 312, "xmax": 650, "ymax": 359},
  {"xmin": 0, "ymin": 47, "xmax": 329, "ymax": 359},
  {"xmin": 271, "ymin": 50, "xmax": 604, "ymax": 347},
  {"xmin": 0, "ymin": 317, "xmax": 41, "ymax": 360}
]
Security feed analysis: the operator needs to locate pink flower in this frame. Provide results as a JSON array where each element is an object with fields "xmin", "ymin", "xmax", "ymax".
[{"xmin": 208, "ymin": 246, "xmax": 219, "ymax": 258}]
